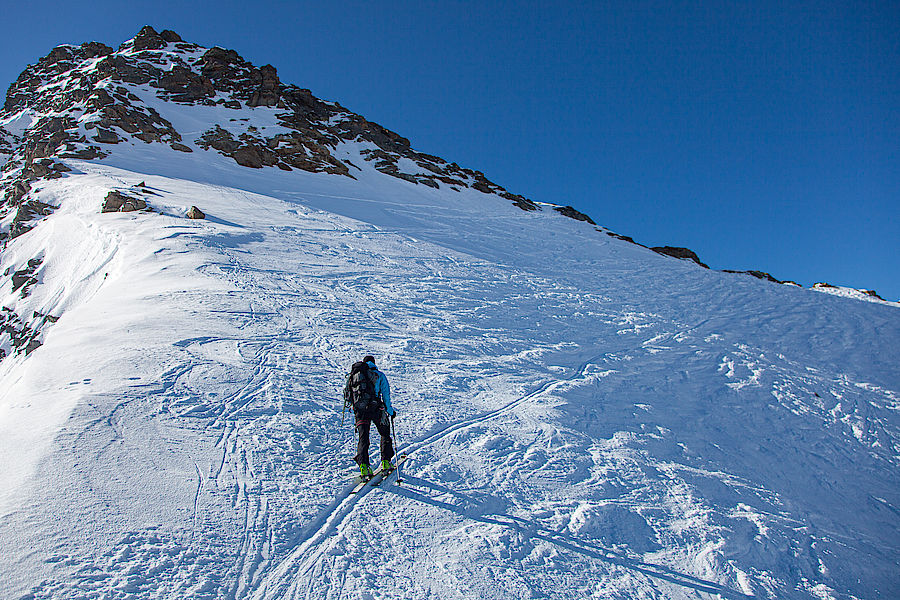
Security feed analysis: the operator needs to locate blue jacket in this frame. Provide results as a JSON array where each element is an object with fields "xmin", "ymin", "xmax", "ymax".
[{"xmin": 367, "ymin": 361, "xmax": 394, "ymax": 416}]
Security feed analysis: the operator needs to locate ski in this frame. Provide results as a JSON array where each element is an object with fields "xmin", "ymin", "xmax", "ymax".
[
  {"xmin": 350, "ymin": 464, "xmax": 386, "ymax": 494},
  {"xmin": 349, "ymin": 453, "xmax": 408, "ymax": 493},
  {"xmin": 371, "ymin": 453, "xmax": 409, "ymax": 487}
]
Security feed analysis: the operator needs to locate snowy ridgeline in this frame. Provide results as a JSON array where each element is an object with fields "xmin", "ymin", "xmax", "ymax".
[{"xmin": 0, "ymin": 144, "xmax": 895, "ymax": 600}]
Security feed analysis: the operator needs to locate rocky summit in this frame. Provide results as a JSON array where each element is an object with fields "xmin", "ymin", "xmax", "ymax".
[
  {"xmin": 0, "ymin": 25, "xmax": 582, "ymax": 361},
  {"xmin": 1, "ymin": 25, "xmax": 544, "ymax": 223}
]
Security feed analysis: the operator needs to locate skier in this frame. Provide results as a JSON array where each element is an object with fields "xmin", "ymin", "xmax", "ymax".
[{"xmin": 344, "ymin": 355, "xmax": 397, "ymax": 478}]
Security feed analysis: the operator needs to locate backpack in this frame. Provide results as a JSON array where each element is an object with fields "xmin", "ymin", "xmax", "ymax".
[{"xmin": 346, "ymin": 361, "xmax": 381, "ymax": 419}]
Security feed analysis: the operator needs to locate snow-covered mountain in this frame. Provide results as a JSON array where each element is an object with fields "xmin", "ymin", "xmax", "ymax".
[{"xmin": 0, "ymin": 26, "xmax": 897, "ymax": 600}]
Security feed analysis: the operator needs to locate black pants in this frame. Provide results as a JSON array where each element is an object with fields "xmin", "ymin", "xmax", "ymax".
[{"xmin": 355, "ymin": 411, "xmax": 394, "ymax": 466}]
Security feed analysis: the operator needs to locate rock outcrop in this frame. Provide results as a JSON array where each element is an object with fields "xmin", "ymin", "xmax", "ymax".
[
  {"xmin": 651, "ymin": 246, "xmax": 710, "ymax": 269},
  {"xmin": 0, "ymin": 26, "xmax": 554, "ymax": 225},
  {"xmin": 723, "ymin": 269, "xmax": 783, "ymax": 283},
  {"xmin": 553, "ymin": 205, "xmax": 596, "ymax": 225},
  {"xmin": 101, "ymin": 190, "xmax": 148, "ymax": 213}
]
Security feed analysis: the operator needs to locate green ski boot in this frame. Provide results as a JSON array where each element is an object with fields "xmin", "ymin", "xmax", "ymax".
[
  {"xmin": 381, "ymin": 459, "xmax": 393, "ymax": 472},
  {"xmin": 360, "ymin": 463, "xmax": 374, "ymax": 478}
]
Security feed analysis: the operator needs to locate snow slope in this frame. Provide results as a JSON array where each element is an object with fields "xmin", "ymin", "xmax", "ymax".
[
  {"xmin": 0, "ymin": 141, "xmax": 896, "ymax": 600},
  {"xmin": 0, "ymin": 30, "xmax": 898, "ymax": 600}
]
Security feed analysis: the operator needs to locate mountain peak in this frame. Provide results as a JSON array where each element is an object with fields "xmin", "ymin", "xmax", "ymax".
[
  {"xmin": 2, "ymin": 28, "xmax": 543, "ymax": 217},
  {"xmin": 121, "ymin": 25, "xmax": 184, "ymax": 52}
]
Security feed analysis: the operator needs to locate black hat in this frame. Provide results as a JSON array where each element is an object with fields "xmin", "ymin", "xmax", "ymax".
[{"xmin": 363, "ymin": 355, "xmax": 375, "ymax": 364}]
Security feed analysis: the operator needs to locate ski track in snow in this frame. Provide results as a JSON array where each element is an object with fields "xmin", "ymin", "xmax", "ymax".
[
  {"xmin": 1, "ymin": 156, "xmax": 897, "ymax": 600},
  {"xmin": 252, "ymin": 348, "xmax": 759, "ymax": 600}
]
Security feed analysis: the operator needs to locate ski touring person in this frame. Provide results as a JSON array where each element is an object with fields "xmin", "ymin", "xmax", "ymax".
[{"xmin": 343, "ymin": 355, "xmax": 396, "ymax": 478}]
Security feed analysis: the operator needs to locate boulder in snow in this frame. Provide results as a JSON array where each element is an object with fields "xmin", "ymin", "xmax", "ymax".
[
  {"xmin": 101, "ymin": 190, "xmax": 147, "ymax": 213},
  {"xmin": 186, "ymin": 206, "xmax": 205, "ymax": 219}
]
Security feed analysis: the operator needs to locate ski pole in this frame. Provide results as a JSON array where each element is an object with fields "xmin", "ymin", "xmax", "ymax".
[{"xmin": 391, "ymin": 414, "xmax": 402, "ymax": 483}]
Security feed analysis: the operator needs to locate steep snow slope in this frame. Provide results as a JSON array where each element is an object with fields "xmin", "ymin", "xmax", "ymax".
[
  {"xmin": 0, "ymin": 27, "xmax": 898, "ymax": 600},
  {"xmin": 0, "ymin": 143, "xmax": 896, "ymax": 600}
]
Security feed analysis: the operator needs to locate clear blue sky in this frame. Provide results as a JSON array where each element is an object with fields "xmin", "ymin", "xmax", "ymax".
[{"xmin": 3, "ymin": 1, "xmax": 898, "ymax": 299}]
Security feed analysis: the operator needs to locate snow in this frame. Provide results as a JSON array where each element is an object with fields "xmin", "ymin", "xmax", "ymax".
[
  {"xmin": 0, "ymin": 108, "xmax": 40, "ymax": 136},
  {"xmin": 0, "ymin": 45, "xmax": 898, "ymax": 600},
  {"xmin": 810, "ymin": 283, "xmax": 898, "ymax": 305}
]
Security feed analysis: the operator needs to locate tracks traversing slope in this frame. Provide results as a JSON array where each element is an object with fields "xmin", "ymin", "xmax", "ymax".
[
  {"xmin": 12, "ymin": 170, "xmax": 898, "ymax": 600},
  {"xmin": 247, "ymin": 323, "xmax": 769, "ymax": 600},
  {"xmin": 248, "ymin": 352, "xmax": 606, "ymax": 599}
]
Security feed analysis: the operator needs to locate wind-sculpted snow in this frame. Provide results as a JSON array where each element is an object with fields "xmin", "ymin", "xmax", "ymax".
[{"xmin": 0, "ymin": 148, "xmax": 896, "ymax": 600}]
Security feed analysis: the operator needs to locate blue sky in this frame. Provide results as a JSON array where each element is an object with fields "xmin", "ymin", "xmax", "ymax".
[{"xmin": 3, "ymin": 1, "xmax": 898, "ymax": 299}]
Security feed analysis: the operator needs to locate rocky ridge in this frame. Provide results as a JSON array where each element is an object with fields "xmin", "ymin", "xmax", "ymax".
[
  {"xmin": 0, "ymin": 26, "xmax": 576, "ymax": 358},
  {"xmin": 1, "ymin": 26, "xmax": 543, "ymax": 214},
  {"xmin": 0, "ymin": 25, "xmax": 895, "ymax": 359}
]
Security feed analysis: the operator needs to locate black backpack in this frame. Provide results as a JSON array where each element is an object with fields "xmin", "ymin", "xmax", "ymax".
[{"xmin": 346, "ymin": 361, "xmax": 381, "ymax": 418}]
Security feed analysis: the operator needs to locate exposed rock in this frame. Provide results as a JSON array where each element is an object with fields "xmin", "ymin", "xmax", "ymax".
[
  {"xmin": 723, "ymin": 269, "xmax": 782, "ymax": 283},
  {"xmin": 23, "ymin": 159, "xmax": 62, "ymax": 179},
  {"xmin": 553, "ymin": 205, "xmax": 596, "ymax": 225},
  {"xmin": 247, "ymin": 64, "xmax": 280, "ymax": 107},
  {"xmin": 197, "ymin": 125, "xmax": 241, "ymax": 154},
  {"xmin": 101, "ymin": 190, "xmax": 147, "ymax": 213},
  {"xmin": 812, "ymin": 282, "xmax": 890, "ymax": 302},
  {"xmin": 232, "ymin": 145, "xmax": 266, "ymax": 168},
  {"xmin": 651, "ymin": 246, "xmax": 710, "ymax": 269},
  {"xmin": 157, "ymin": 66, "xmax": 215, "ymax": 102},
  {"xmin": 11, "ymin": 258, "xmax": 41, "ymax": 296},
  {"xmin": 501, "ymin": 193, "xmax": 539, "ymax": 211},
  {"xmin": 0, "ymin": 305, "xmax": 46, "ymax": 356},
  {"xmin": 10, "ymin": 199, "xmax": 56, "ymax": 238},
  {"xmin": 199, "ymin": 47, "xmax": 282, "ymax": 108},
  {"xmin": 22, "ymin": 117, "xmax": 78, "ymax": 161},
  {"xmin": 94, "ymin": 54, "xmax": 157, "ymax": 86},
  {"xmin": 337, "ymin": 116, "xmax": 411, "ymax": 153},
  {"xmin": 93, "ymin": 128, "xmax": 120, "ymax": 144},
  {"xmin": 129, "ymin": 26, "xmax": 169, "ymax": 52},
  {"xmin": 606, "ymin": 231, "xmax": 638, "ymax": 245},
  {"xmin": 60, "ymin": 145, "xmax": 107, "ymax": 160},
  {"xmin": 4, "ymin": 179, "xmax": 31, "ymax": 204},
  {"xmin": 200, "ymin": 47, "xmax": 246, "ymax": 82},
  {"xmin": 87, "ymin": 94, "xmax": 184, "ymax": 147},
  {"xmin": 0, "ymin": 127, "xmax": 14, "ymax": 157},
  {"xmin": 160, "ymin": 30, "xmax": 183, "ymax": 43},
  {"xmin": 3, "ymin": 26, "xmax": 549, "ymax": 215},
  {"xmin": 512, "ymin": 198, "xmax": 538, "ymax": 211},
  {"xmin": 186, "ymin": 206, "xmax": 205, "ymax": 219},
  {"xmin": 33, "ymin": 310, "xmax": 60, "ymax": 323},
  {"xmin": 472, "ymin": 180, "xmax": 492, "ymax": 194},
  {"xmin": 4, "ymin": 42, "xmax": 112, "ymax": 112},
  {"xmin": 11, "ymin": 270, "xmax": 33, "ymax": 292}
]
